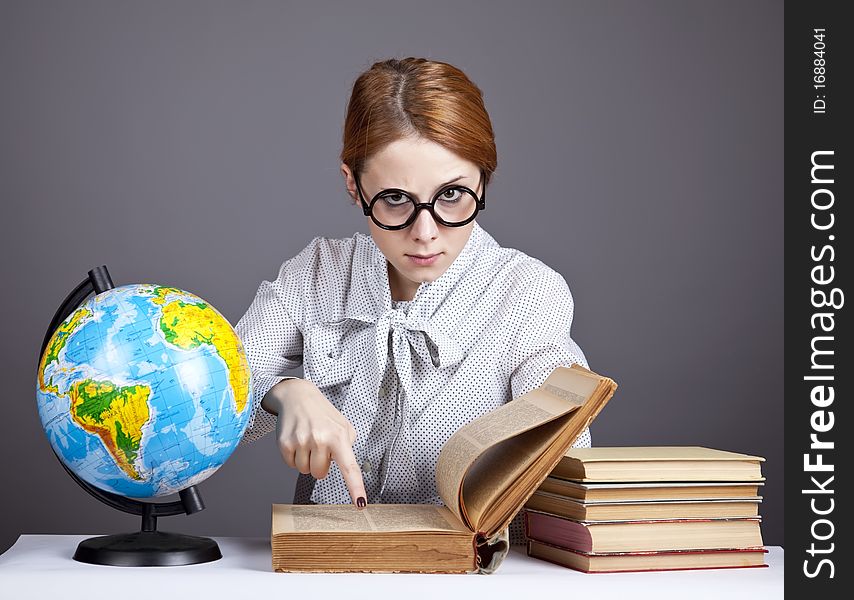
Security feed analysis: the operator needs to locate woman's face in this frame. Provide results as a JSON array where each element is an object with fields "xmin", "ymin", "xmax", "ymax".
[{"xmin": 341, "ymin": 137, "xmax": 483, "ymax": 301}]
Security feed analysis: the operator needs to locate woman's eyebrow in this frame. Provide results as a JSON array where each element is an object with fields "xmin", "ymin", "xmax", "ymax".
[
  {"xmin": 436, "ymin": 175, "xmax": 466, "ymax": 188},
  {"xmin": 381, "ymin": 175, "xmax": 466, "ymax": 193}
]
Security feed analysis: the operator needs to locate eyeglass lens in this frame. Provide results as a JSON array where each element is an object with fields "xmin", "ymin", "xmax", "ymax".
[{"xmin": 372, "ymin": 188, "xmax": 478, "ymax": 227}]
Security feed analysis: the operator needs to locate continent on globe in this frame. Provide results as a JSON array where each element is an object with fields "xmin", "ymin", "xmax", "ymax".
[
  {"xmin": 153, "ymin": 287, "xmax": 250, "ymax": 414},
  {"xmin": 37, "ymin": 306, "xmax": 92, "ymax": 395},
  {"xmin": 69, "ymin": 379, "xmax": 151, "ymax": 480}
]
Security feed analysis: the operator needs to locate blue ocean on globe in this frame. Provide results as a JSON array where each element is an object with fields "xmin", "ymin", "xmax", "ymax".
[{"xmin": 36, "ymin": 284, "xmax": 252, "ymax": 499}]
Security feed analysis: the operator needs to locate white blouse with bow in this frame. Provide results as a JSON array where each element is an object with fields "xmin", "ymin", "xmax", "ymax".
[{"xmin": 234, "ymin": 221, "xmax": 591, "ymax": 545}]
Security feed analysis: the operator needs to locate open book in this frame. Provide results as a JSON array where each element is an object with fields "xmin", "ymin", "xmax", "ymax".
[{"xmin": 271, "ymin": 364, "xmax": 618, "ymax": 574}]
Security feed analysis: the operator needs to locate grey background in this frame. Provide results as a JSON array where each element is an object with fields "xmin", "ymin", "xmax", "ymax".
[{"xmin": 0, "ymin": 0, "xmax": 783, "ymax": 555}]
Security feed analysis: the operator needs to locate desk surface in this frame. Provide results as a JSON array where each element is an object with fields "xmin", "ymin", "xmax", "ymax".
[{"xmin": 0, "ymin": 534, "xmax": 783, "ymax": 600}]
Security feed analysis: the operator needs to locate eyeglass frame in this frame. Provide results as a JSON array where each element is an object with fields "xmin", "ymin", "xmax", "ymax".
[{"xmin": 354, "ymin": 168, "xmax": 487, "ymax": 230}]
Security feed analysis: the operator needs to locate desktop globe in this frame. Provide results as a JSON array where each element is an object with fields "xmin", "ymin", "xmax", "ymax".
[
  {"xmin": 36, "ymin": 267, "xmax": 253, "ymax": 566},
  {"xmin": 37, "ymin": 283, "xmax": 252, "ymax": 498}
]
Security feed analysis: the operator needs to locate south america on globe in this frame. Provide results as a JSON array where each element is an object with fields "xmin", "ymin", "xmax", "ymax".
[{"xmin": 36, "ymin": 284, "xmax": 252, "ymax": 499}]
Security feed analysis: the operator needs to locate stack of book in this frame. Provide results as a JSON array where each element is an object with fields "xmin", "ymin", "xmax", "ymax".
[{"xmin": 523, "ymin": 447, "xmax": 768, "ymax": 573}]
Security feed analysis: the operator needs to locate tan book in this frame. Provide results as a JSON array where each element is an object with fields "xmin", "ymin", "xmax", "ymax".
[
  {"xmin": 538, "ymin": 478, "xmax": 764, "ymax": 502},
  {"xmin": 271, "ymin": 364, "xmax": 618, "ymax": 574},
  {"xmin": 551, "ymin": 446, "xmax": 765, "ymax": 482},
  {"xmin": 524, "ymin": 490, "xmax": 761, "ymax": 520},
  {"xmin": 527, "ymin": 541, "xmax": 768, "ymax": 573},
  {"xmin": 525, "ymin": 508, "xmax": 764, "ymax": 553}
]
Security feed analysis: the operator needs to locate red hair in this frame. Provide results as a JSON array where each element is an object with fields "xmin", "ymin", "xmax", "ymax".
[{"xmin": 340, "ymin": 57, "xmax": 497, "ymax": 185}]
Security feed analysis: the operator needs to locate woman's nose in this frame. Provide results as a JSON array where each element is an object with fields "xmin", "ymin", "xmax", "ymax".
[{"xmin": 410, "ymin": 206, "xmax": 439, "ymax": 240}]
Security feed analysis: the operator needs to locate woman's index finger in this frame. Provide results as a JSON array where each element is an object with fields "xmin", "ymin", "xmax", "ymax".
[{"xmin": 330, "ymin": 438, "xmax": 367, "ymax": 506}]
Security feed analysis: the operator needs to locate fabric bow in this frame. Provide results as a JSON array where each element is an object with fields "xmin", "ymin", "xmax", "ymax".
[
  {"xmin": 373, "ymin": 308, "xmax": 463, "ymax": 397},
  {"xmin": 368, "ymin": 308, "xmax": 462, "ymax": 495}
]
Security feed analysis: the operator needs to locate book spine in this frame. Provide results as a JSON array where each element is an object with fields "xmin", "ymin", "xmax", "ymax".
[{"xmin": 472, "ymin": 532, "xmax": 484, "ymax": 571}]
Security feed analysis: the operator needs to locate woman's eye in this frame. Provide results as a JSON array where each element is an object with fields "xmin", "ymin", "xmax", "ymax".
[
  {"xmin": 381, "ymin": 194, "xmax": 409, "ymax": 206},
  {"xmin": 440, "ymin": 189, "xmax": 462, "ymax": 203}
]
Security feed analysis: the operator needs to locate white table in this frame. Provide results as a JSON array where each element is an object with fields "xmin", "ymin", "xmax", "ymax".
[{"xmin": 0, "ymin": 535, "xmax": 783, "ymax": 599}]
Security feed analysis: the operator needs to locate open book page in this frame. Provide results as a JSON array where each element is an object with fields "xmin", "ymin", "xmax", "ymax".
[
  {"xmin": 435, "ymin": 385, "xmax": 576, "ymax": 527},
  {"xmin": 272, "ymin": 503, "xmax": 470, "ymax": 534},
  {"xmin": 435, "ymin": 365, "xmax": 603, "ymax": 530},
  {"xmin": 462, "ymin": 411, "xmax": 572, "ymax": 532},
  {"xmin": 475, "ymin": 375, "xmax": 617, "ymax": 537}
]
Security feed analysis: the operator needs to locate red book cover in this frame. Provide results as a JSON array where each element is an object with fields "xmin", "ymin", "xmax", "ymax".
[{"xmin": 524, "ymin": 508, "xmax": 763, "ymax": 553}]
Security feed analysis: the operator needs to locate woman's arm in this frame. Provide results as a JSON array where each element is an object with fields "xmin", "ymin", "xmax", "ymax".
[
  {"xmin": 507, "ymin": 266, "xmax": 592, "ymax": 545},
  {"xmin": 235, "ymin": 257, "xmax": 306, "ymax": 446},
  {"xmin": 233, "ymin": 238, "xmax": 367, "ymax": 504},
  {"xmin": 508, "ymin": 266, "xmax": 592, "ymax": 448}
]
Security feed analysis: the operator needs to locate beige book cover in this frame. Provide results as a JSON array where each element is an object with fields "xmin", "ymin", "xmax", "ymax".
[
  {"xmin": 527, "ymin": 541, "xmax": 768, "ymax": 573},
  {"xmin": 551, "ymin": 446, "xmax": 766, "ymax": 482},
  {"xmin": 271, "ymin": 363, "xmax": 618, "ymax": 574},
  {"xmin": 538, "ymin": 478, "xmax": 765, "ymax": 502},
  {"xmin": 524, "ymin": 490, "xmax": 761, "ymax": 520}
]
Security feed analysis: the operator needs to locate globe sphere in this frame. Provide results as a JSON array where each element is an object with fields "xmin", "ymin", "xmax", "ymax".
[{"xmin": 36, "ymin": 284, "xmax": 252, "ymax": 499}]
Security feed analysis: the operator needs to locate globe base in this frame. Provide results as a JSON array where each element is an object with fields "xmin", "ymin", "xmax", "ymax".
[{"xmin": 73, "ymin": 530, "xmax": 222, "ymax": 567}]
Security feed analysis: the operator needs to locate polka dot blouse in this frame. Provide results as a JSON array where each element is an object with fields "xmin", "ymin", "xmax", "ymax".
[{"xmin": 234, "ymin": 221, "xmax": 591, "ymax": 546}]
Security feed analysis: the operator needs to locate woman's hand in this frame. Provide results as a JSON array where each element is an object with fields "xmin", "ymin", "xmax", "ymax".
[{"xmin": 262, "ymin": 378, "xmax": 367, "ymax": 507}]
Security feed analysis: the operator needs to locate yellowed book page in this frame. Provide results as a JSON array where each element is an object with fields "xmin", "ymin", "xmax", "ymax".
[
  {"xmin": 473, "ymin": 374, "xmax": 618, "ymax": 535},
  {"xmin": 435, "ymin": 365, "xmax": 604, "ymax": 529},
  {"xmin": 272, "ymin": 503, "xmax": 470, "ymax": 535},
  {"xmin": 590, "ymin": 519, "xmax": 764, "ymax": 552},
  {"xmin": 565, "ymin": 446, "xmax": 766, "ymax": 462},
  {"xmin": 273, "ymin": 531, "xmax": 476, "ymax": 574},
  {"xmin": 435, "ymin": 371, "xmax": 592, "ymax": 527},
  {"xmin": 461, "ymin": 411, "xmax": 570, "ymax": 531}
]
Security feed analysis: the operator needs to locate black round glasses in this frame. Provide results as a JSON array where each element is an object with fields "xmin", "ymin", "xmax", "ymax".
[{"xmin": 355, "ymin": 169, "xmax": 486, "ymax": 230}]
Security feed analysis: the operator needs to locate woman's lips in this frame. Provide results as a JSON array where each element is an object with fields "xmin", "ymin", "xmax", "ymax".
[{"xmin": 406, "ymin": 253, "xmax": 441, "ymax": 266}]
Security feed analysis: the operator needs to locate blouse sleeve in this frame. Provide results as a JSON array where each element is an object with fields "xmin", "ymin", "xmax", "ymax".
[
  {"xmin": 507, "ymin": 267, "xmax": 592, "ymax": 545},
  {"xmin": 235, "ymin": 255, "xmax": 307, "ymax": 447},
  {"xmin": 508, "ymin": 266, "xmax": 592, "ymax": 449}
]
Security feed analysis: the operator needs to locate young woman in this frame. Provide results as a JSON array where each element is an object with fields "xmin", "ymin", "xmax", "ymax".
[{"xmin": 235, "ymin": 57, "xmax": 591, "ymax": 547}]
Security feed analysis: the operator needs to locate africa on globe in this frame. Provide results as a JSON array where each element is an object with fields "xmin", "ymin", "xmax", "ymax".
[{"xmin": 36, "ymin": 284, "xmax": 252, "ymax": 499}]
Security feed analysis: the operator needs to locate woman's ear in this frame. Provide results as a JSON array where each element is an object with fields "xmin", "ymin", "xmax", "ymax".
[{"xmin": 340, "ymin": 163, "xmax": 359, "ymax": 205}]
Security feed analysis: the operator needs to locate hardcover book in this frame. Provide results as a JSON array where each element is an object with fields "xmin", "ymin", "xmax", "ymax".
[
  {"xmin": 537, "ymin": 478, "xmax": 764, "ymax": 502},
  {"xmin": 550, "ymin": 446, "xmax": 765, "ymax": 482},
  {"xmin": 524, "ymin": 508, "xmax": 764, "ymax": 553},
  {"xmin": 524, "ymin": 490, "xmax": 761, "ymax": 521},
  {"xmin": 527, "ymin": 541, "xmax": 768, "ymax": 573},
  {"xmin": 270, "ymin": 364, "xmax": 618, "ymax": 574}
]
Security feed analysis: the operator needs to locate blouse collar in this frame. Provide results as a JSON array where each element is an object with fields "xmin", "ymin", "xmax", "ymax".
[{"xmin": 342, "ymin": 221, "xmax": 496, "ymax": 324}]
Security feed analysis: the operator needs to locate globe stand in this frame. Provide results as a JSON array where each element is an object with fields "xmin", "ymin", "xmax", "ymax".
[
  {"xmin": 72, "ymin": 488, "xmax": 222, "ymax": 567},
  {"xmin": 42, "ymin": 265, "xmax": 222, "ymax": 567}
]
